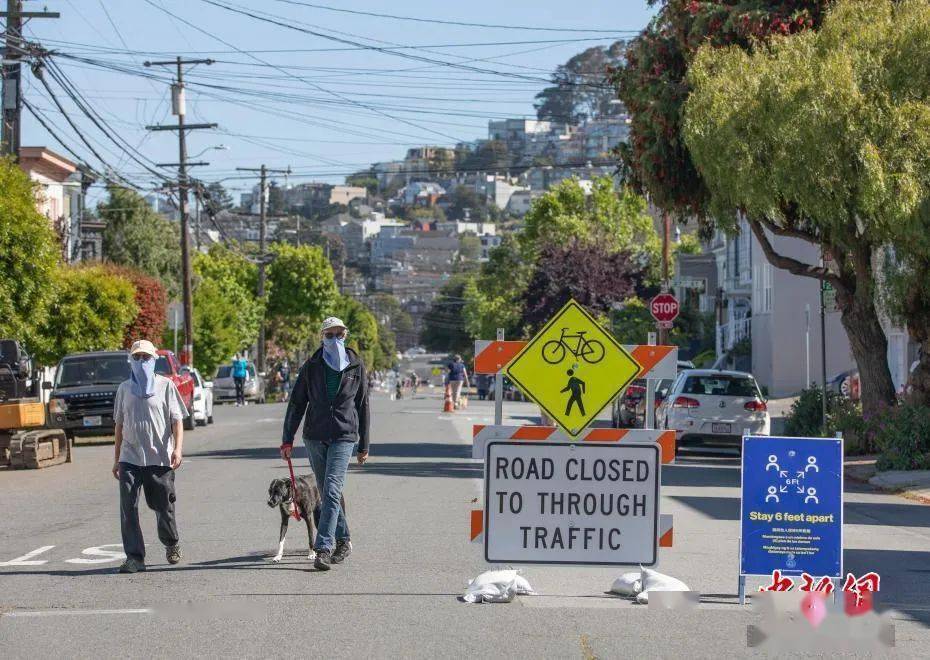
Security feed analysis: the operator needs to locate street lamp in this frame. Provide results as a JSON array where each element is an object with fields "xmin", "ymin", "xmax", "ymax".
[{"xmin": 189, "ymin": 144, "xmax": 229, "ymax": 160}]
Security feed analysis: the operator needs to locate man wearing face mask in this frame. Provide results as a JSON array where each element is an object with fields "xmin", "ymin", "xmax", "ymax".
[
  {"xmin": 281, "ymin": 317, "xmax": 370, "ymax": 571},
  {"xmin": 112, "ymin": 340, "xmax": 188, "ymax": 574}
]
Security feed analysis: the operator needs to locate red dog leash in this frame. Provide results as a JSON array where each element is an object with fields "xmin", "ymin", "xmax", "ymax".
[{"xmin": 281, "ymin": 445, "xmax": 302, "ymax": 521}]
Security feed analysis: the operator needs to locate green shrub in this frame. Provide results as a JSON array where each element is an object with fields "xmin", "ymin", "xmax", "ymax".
[
  {"xmin": 864, "ymin": 403, "xmax": 930, "ymax": 471},
  {"xmin": 783, "ymin": 387, "xmax": 866, "ymax": 452}
]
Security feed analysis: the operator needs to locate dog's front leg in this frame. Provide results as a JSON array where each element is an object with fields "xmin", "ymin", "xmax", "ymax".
[{"xmin": 271, "ymin": 510, "xmax": 288, "ymax": 562}]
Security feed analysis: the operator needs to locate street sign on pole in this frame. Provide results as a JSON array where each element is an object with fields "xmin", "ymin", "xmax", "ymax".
[
  {"xmin": 650, "ymin": 293, "xmax": 680, "ymax": 324},
  {"xmin": 484, "ymin": 441, "xmax": 659, "ymax": 565},
  {"xmin": 504, "ymin": 300, "xmax": 641, "ymax": 437},
  {"xmin": 740, "ymin": 435, "xmax": 843, "ymax": 580}
]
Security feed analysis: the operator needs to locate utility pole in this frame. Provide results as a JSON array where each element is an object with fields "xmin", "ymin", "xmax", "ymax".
[
  {"xmin": 658, "ymin": 210, "xmax": 672, "ymax": 344},
  {"xmin": 1, "ymin": 1, "xmax": 59, "ymax": 158},
  {"xmin": 236, "ymin": 164, "xmax": 290, "ymax": 374},
  {"xmin": 145, "ymin": 56, "xmax": 216, "ymax": 366}
]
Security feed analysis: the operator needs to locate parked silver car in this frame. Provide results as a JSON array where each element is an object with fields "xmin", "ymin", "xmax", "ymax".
[{"xmin": 213, "ymin": 361, "xmax": 266, "ymax": 404}]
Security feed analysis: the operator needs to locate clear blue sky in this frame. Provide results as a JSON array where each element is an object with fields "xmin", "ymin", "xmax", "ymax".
[{"xmin": 16, "ymin": 0, "xmax": 657, "ymax": 201}]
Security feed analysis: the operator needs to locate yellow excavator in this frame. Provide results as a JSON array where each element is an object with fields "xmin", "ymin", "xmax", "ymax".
[{"xmin": 0, "ymin": 340, "xmax": 71, "ymax": 469}]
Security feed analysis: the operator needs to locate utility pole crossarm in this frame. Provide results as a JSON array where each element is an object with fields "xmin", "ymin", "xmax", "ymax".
[{"xmin": 146, "ymin": 123, "xmax": 218, "ymax": 131}]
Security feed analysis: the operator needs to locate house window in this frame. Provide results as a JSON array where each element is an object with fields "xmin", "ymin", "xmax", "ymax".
[{"xmin": 753, "ymin": 262, "xmax": 774, "ymax": 313}]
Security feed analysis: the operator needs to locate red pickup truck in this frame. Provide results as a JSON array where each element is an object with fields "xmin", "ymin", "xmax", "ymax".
[{"xmin": 156, "ymin": 349, "xmax": 196, "ymax": 430}]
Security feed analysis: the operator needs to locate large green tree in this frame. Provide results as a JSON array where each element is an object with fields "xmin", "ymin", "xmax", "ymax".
[
  {"xmin": 35, "ymin": 265, "xmax": 137, "ymax": 364},
  {"xmin": 462, "ymin": 236, "xmax": 531, "ymax": 341},
  {"xmin": 99, "ymin": 185, "xmax": 182, "ymax": 297},
  {"xmin": 421, "ymin": 277, "xmax": 472, "ymax": 356},
  {"xmin": 683, "ymin": 0, "xmax": 928, "ymax": 412},
  {"xmin": 610, "ymin": 0, "xmax": 831, "ymax": 218},
  {"xmin": 535, "ymin": 41, "xmax": 627, "ymax": 123},
  {"xmin": 520, "ymin": 176, "xmax": 661, "ymax": 282},
  {"xmin": 0, "ymin": 157, "xmax": 60, "ymax": 354},
  {"xmin": 338, "ymin": 295, "xmax": 383, "ymax": 369},
  {"xmin": 192, "ymin": 246, "xmax": 263, "ymax": 373}
]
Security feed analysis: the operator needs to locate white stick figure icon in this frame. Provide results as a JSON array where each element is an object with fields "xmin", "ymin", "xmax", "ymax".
[
  {"xmin": 805, "ymin": 487, "xmax": 819, "ymax": 504},
  {"xmin": 766, "ymin": 486, "xmax": 780, "ymax": 503},
  {"xmin": 766, "ymin": 455, "xmax": 780, "ymax": 471},
  {"xmin": 806, "ymin": 456, "xmax": 819, "ymax": 472}
]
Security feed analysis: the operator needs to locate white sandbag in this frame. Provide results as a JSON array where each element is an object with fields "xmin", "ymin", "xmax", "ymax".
[
  {"xmin": 461, "ymin": 569, "xmax": 536, "ymax": 603},
  {"xmin": 610, "ymin": 571, "xmax": 643, "ymax": 596},
  {"xmin": 635, "ymin": 566, "xmax": 690, "ymax": 604}
]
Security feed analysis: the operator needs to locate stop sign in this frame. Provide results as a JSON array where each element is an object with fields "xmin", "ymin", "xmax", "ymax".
[{"xmin": 650, "ymin": 293, "xmax": 680, "ymax": 323}]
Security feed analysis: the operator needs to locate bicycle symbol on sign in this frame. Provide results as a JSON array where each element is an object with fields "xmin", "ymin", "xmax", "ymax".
[{"xmin": 541, "ymin": 327, "xmax": 605, "ymax": 365}]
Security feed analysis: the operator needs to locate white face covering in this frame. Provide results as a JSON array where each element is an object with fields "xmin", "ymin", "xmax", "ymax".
[
  {"xmin": 322, "ymin": 336, "xmax": 350, "ymax": 372},
  {"xmin": 129, "ymin": 357, "xmax": 156, "ymax": 398}
]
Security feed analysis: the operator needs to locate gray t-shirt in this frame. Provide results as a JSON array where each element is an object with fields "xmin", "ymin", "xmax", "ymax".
[{"xmin": 114, "ymin": 374, "xmax": 186, "ymax": 467}]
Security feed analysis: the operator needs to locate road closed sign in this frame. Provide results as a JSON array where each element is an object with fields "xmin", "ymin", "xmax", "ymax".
[{"xmin": 484, "ymin": 442, "xmax": 659, "ymax": 565}]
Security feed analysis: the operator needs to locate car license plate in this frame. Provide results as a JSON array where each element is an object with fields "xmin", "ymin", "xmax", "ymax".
[
  {"xmin": 83, "ymin": 415, "xmax": 102, "ymax": 427},
  {"xmin": 712, "ymin": 422, "xmax": 731, "ymax": 434}
]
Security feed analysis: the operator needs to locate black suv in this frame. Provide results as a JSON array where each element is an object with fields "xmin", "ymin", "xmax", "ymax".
[{"xmin": 46, "ymin": 351, "xmax": 130, "ymax": 438}]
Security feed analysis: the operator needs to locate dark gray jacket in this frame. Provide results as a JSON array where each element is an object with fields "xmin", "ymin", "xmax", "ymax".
[{"xmin": 281, "ymin": 347, "xmax": 370, "ymax": 452}]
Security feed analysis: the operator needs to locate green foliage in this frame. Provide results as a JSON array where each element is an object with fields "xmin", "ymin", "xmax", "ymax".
[
  {"xmin": 684, "ymin": 0, "xmax": 930, "ymax": 241},
  {"xmin": 345, "ymin": 169, "xmax": 379, "ymax": 197},
  {"xmin": 0, "ymin": 157, "xmax": 60, "ymax": 352},
  {"xmin": 610, "ymin": 298, "xmax": 655, "ymax": 345},
  {"xmin": 193, "ymin": 246, "xmax": 263, "ymax": 371},
  {"xmin": 267, "ymin": 243, "xmax": 339, "ymax": 321},
  {"xmin": 193, "ymin": 277, "xmax": 242, "ymax": 377},
  {"xmin": 674, "ymin": 233, "xmax": 703, "ymax": 256},
  {"xmin": 338, "ymin": 295, "xmax": 382, "ymax": 369},
  {"xmin": 34, "ymin": 265, "xmax": 138, "ymax": 364},
  {"xmin": 422, "ymin": 277, "xmax": 472, "ymax": 356},
  {"xmin": 366, "ymin": 293, "xmax": 416, "ymax": 351},
  {"xmin": 864, "ymin": 403, "xmax": 930, "ymax": 471},
  {"xmin": 610, "ymin": 0, "xmax": 828, "ymax": 217},
  {"xmin": 519, "ymin": 177, "xmax": 661, "ymax": 282},
  {"xmin": 99, "ymin": 185, "xmax": 182, "ymax": 298},
  {"xmin": 535, "ymin": 41, "xmax": 627, "ymax": 123},
  {"xmin": 462, "ymin": 235, "xmax": 530, "ymax": 340}
]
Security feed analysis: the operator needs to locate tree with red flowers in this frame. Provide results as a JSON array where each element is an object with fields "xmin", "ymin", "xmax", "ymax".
[
  {"xmin": 105, "ymin": 264, "xmax": 168, "ymax": 349},
  {"xmin": 610, "ymin": 0, "xmax": 830, "ymax": 217}
]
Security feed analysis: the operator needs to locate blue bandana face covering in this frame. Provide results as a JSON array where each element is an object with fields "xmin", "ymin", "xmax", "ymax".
[
  {"xmin": 129, "ymin": 358, "xmax": 157, "ymax": 398},
  {"xmin": 322, "ymin": 337, "xmax": 350, "ymax": 372}
]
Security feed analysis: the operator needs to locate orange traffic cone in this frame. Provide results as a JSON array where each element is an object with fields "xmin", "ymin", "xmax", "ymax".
[{"xmin": 443, "ymin": 384, "xmax": 454, "ymax": 413}]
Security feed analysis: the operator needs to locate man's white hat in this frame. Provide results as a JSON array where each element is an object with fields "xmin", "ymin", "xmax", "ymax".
[
  {"xmin": 320, "ymin": 317, "xmax": 347, "ymax": 333},
  {"xmin": 129, "ymin": 339, "xmax": 158, "ymax": 357}
]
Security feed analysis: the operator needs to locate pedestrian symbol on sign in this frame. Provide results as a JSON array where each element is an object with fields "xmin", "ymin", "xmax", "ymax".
[{"xmin": 561, "ymin": 369, "xmax": 586, "ymax": 416}]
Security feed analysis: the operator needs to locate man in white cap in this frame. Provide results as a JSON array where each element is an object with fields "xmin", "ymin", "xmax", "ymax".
[
  {"xmin": 112, "ymin": 339, "xmax": 188, "ymax": 573},
  {"xmin": 281, "ymin": 316, "xmax": 370, "ymax": 571}
]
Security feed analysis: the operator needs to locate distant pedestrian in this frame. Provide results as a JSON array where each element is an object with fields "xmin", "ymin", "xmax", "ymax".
[
  {"xmin": 446, "ymin": 354, "xmax": 470, "ymax": 409},
  {"xmin": 281, "ymin": 317, "xmax": 370, "ymax": 570},
  {"xmin": 476, "ymin": 373, "xmax": 490, "ymax": 401},
  {"xmin": 278, "ymin": 359, "xmax": 291, "ymax": 402},
  {"xmin": 232, "ymin": 353, "xmax": 248, "ymax": 406},
  {"xmin": 112, "ymin": 339, "xmax": 187, "ymax": 573}
]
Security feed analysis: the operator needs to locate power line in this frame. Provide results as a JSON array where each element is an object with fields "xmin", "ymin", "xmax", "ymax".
[
  {"xmin": 269, "ymin": 0, "xmax": 639, "ymax": 34},
  {"xmin": 145, "ymin": 0, "xmax": 468, "ymax": 143}
]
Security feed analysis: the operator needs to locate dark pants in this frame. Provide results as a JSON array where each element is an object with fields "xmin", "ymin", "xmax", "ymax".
[
  {"xmin": 234, "ymin": 376, "xmax": 245, "ymax": 404},
  {"xmin": 119, "ymin": 463, "xmax": 179, "ymax": 562}
]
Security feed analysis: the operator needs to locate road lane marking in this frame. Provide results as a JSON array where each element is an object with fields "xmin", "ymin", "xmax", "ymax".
[
  {"xmin": 0, "ymin": 546, "xmax": 55, "ymax": 566},
  {"xmin": 65, "ymin": 544, "xmax": 126, "ymax": 564},
  {"xmin": 4, "ymin": 609, "xmax": 153, "ymax": 617}
]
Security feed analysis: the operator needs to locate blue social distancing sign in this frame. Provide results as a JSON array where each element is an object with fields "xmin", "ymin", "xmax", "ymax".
[{"xmin": 740, "ymin": 436, "xmax": 843, "ymax": 578}]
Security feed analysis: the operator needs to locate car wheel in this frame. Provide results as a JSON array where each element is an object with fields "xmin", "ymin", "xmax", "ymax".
[
  {"xmin": 183, "ymin": 413, "xmax": 195, "ymax": 431},
  {"xmin": 207, "ymin": 412, "xmax": 214, "ymax": 424}
]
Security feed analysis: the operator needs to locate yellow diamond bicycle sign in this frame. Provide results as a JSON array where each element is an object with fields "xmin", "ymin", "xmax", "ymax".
[{"xmin": 505, "ymin": 299, "xmax": 642, "ymax": 437}]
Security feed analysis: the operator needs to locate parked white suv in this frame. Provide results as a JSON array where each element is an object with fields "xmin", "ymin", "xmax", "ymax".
[
  {"xmin": 188, "ymin": 367, "xmax": 214, "ymax": 426},
  {"xmin": 657, "ymin": 369, "xmax": 770, "ymax": 455}
]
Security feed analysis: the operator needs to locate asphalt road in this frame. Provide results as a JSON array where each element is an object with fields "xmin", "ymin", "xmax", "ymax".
[{"xmin": 1, "ymin": 390, "xmax": 929, "ymax": 658}]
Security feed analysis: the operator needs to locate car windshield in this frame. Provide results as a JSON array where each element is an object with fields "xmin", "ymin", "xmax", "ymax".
[
  {"xmin": 215, "ymin": 366, "xmax": 231, "ymax": 378},
  {"xmin": 154, "ymin": 356, "xmax": 171, "ymax": 376},
  {"xmin": 683, "ymin": 375, "xmax": 759, "ymax": 397},
  {"xmin": 56, "ymin": 356, "xmax": 130, "ymax": 387}
]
